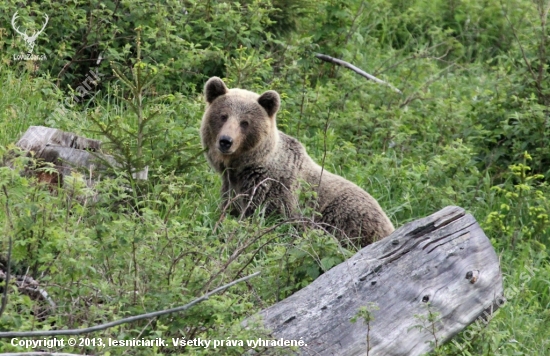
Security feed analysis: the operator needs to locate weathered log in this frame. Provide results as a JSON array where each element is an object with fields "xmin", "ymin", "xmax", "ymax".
[
  {"xmin": 14, "ymin": 126, "xmax": 147, "ymax": 180},
  {"xmin": 253, "ymin": 206, "xmax": 503, "ymax": 356}
]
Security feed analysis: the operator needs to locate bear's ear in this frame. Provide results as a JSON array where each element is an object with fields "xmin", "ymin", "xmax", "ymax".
[
  {"xmin": 258, "ymin": 90, "xmax": 280, "ymax": 117},
  {"xmin": 204, "ymin": 77, "xmax": 228, "ymax": 104}
]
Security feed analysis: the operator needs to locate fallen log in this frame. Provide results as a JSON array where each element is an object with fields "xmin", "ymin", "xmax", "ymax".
[{"xmin": 252, "ymin": 206, "xmax": 503, "ymax": 355}]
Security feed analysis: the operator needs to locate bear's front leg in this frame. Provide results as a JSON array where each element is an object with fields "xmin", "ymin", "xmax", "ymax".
[{"xmin": 220, "ymin": 172, "xmax": 239, "ymax": 217}]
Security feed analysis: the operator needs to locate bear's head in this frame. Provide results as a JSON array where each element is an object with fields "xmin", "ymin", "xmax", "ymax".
[{"xmin": 200, "ymin": 77, "xmax": 280, "ymax": 170}]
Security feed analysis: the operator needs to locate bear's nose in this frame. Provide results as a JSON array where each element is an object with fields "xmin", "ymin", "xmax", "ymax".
[{"xmin": 218, "ymin": 135, "xmax": 233, "ymax": 153}]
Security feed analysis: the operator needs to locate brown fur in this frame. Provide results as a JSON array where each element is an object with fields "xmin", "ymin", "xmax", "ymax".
[{"xmin": 200, "ymin": 77, "xmax": 394, "ymax": 247}]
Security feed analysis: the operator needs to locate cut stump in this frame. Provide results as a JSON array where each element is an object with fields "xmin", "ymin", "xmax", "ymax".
[
  {"xmin": 253, "ymin": 206, "xmax": 503, "ymax": 356},
  {"xmin": 14, "ymin": 125, "xmax": 147, "ymax": 182}
]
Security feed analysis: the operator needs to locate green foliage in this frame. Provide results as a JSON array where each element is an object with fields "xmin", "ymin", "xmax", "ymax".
[
  {"xmin": 0, "ymin": 0, "xmax": 283, "ymax": 92},
  {"xmin": 351, "ymin": 303, "xmax": 379, "ymax": 355},
  {"xmin": 483, "ymin": 152, "xmax": 550, "ymax": 246},
  {"xmin": 1, "ymin": 0, "xmax": 550, "ymax": 354},
  {"xmin": 89, "ymin": 28, "xmax": 202, "ymax": 184},
  {"xmin": 413, "ymin": 303, "xmax": 444, "ymax": 354},
  {"xmin": 0, "ymin": 68, "xmax": 59, "ymax": 145},
  {"xmin": 258, "ymin": 227, "xmax": 350, "ymax": 300}
]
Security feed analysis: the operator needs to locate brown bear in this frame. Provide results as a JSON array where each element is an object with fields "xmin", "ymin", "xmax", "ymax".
[{"xmin": 200, "ymin": 77, "xmax": 394, "ymax": 247}]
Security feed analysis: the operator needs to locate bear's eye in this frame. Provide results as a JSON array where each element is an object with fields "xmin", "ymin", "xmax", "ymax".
[
  {"xmin": 240, "ymin": 121, "xmax": 249, "ymax": 129},
  {"xmin": 220, "ymin": 114, "xmax": 228, "ymax": 122}
]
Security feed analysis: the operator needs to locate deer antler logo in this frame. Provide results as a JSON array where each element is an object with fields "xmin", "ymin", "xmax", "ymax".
[{"xmin": 11, "ymin": 11, "xmax": 49, "ymax": 54}]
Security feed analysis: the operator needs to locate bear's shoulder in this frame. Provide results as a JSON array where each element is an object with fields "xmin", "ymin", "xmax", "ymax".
[
  {"xmin": 266, "ymin": 131, "xmax": 312, "ymax": 175},
  {"xmin": 278, "ymin": 131, "xmax": 304, "ymax": 152}
]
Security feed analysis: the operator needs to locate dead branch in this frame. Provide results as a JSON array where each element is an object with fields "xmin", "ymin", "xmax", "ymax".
[
  {"xmin": 0, "ymin": 271, "xmax": 260, "ymax": 338},
  {"xmin": 315, "ymin": 53, "xmax": 402, "ymax": 94}
]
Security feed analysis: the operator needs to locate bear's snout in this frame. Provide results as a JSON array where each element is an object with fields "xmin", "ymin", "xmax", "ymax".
[{"xmin": 218, "ymin": 135, "xmax": 233, "ymax": 153}]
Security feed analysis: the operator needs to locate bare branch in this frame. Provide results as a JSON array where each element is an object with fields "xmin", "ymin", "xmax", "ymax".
[
  {"xmin": 315, "ymin": 53, "xmax": 402, "ymax": 94},
  {"xmin": 0, "ymin": 272, "xmax": 260, "ymax": 338}
]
